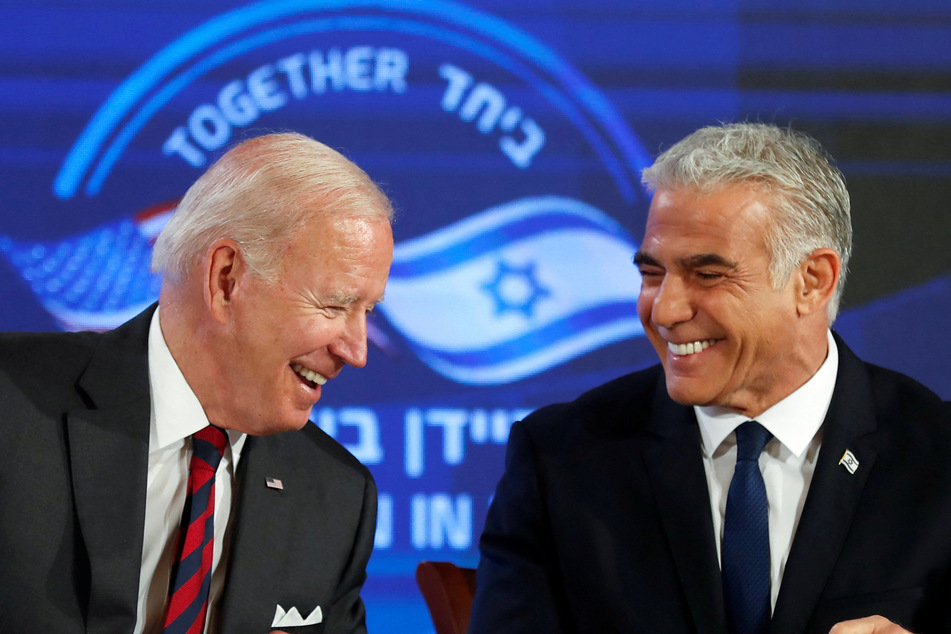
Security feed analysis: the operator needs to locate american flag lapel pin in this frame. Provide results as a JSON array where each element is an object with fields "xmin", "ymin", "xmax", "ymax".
[
  {"xmin": 266, "ymin": 477, "xmax": 284, "ymax": 490},
  {"xmin": 838, "ymin": 449, "xmax": 859, "ymax": 475}
]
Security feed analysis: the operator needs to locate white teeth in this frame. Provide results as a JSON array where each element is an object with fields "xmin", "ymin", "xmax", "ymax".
[
  {"xmin": 668, "ymin": 339, "xmax": 715, "ymax": 357},
  {"xmin": 291, "ymin": 363, "xmax": 327, "ymax": 386}
]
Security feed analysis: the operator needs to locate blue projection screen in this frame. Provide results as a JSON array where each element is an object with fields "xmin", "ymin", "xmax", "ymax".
[{"xmin": 2, "ymin": 1, "xmax": 950, "ymax": 630}]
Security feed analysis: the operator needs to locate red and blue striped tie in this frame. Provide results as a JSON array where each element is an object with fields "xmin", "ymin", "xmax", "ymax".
[{"xmin": 163, "ymin": 425, "xmax": 228, "ymax": 634}]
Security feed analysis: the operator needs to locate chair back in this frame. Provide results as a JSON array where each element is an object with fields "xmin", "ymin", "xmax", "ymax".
[{"xmin": 415, "ymin": 561, "xmax": 478, "ymax": 634}]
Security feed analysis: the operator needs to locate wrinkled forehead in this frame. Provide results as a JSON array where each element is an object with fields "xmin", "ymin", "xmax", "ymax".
[
  {"xmin": 282, "ymin": 211, "xmax": 394, "ymax": 269},
  {"xmin": 642, "ymin": 184, "xmax": 777, "ymax": 253}
]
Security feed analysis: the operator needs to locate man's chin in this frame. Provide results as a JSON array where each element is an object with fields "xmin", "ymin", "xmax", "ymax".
[
  {"xmin": 230, "ymin": 415, "xmax": 312, "ymax": 436},
  {"xmin": 664, "ymin": 377, "xmax": 710, "ymax": 407},
  {"xmin": 279, "ymin": 414, "xmax": 314, "ymax": 434}
]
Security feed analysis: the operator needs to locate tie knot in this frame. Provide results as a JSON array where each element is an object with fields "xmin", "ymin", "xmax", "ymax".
[
  {"xmin": 191, "ymin": 425, "xmax": 228, "ymax": 472},
  {"xmin": 735, "ymin": 421, "xmax": 772, "ymax": 461}
]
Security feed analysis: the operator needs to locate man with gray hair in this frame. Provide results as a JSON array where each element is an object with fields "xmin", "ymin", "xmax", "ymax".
[
  {"xmin": 470, "ymin": 122, "xmax": 951, "ymax": 634},
  {"xmin": 0, "ymin": 132, "xmax": 394, "ymax": 633}
]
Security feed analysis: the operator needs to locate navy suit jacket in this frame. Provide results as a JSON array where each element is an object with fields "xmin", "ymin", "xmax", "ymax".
[
  {"xmin": 0, "ymin": 306, "xmax": 377, "ymax": 633},
  {"xmin": 470, "ymin": 333, "xmax": 951, "ymax": 633}
]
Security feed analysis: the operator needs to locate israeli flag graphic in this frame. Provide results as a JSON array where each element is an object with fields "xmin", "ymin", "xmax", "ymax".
[
  {"xmin": 0, "ymin": 205, "xmax": 172, "ymax": 331},
  {"xmin": 380, "ymin": 196, "xmax": 643, "ymax": 385},
  {"xmin": 1, "ymin": 196, "xmax": 642, "ymax": 385}
]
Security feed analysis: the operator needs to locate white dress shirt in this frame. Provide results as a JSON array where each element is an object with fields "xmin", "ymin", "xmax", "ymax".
[
  {"xmin": 696, "ymin": 329, "xmax": 838, "ymax": 611},
  {"xmin": 134, "ymin": 308, "xmax": 246, "ymax": 634}
]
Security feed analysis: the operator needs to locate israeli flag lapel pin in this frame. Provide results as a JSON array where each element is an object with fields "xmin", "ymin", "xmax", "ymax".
[{"xmin": 838, "ymin": 449, "xmax": 859, "ymax": 475}]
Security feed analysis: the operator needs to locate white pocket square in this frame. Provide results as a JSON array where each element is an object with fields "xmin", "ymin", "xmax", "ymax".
[{"xmin": 271, "ymin": 604, "xmax": 323, "ymax": 628}]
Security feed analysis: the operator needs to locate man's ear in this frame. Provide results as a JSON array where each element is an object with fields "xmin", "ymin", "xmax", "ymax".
[
  {"xmin": 795, "ymin": 247, "xmax": 841, "ymax": 317},
  {"xmin": 203, "ymin": 239, "xmax": 243, "ymax": 323}
]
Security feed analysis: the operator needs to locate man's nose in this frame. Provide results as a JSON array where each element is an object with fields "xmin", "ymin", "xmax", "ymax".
[
  {"xmin": 329, "ymin": 312, "xmax": 369, "ymax": 368},
  {"xmin": 650, "ymin": 276, "xmax": 694, "ymax": 328}
]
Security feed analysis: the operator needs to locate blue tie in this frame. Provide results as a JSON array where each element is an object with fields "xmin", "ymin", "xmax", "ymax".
[{"xmin": 722, "ymin": 421, "xmax": 772, "ymax": 634}]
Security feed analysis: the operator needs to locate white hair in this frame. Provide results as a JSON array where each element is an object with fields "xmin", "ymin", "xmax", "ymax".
[
  {"xmin": 152, "ymin": 132, "xmax": 393, "ymax": 283},
  {"xmin": 641, "ymin": 122, "xmax": 852, "ymax": 322}
]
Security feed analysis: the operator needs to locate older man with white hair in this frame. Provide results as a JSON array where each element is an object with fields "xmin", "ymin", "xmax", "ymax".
[{"xmin": 0, "ymin": 132, "xmax": 394, "ymax": 634}]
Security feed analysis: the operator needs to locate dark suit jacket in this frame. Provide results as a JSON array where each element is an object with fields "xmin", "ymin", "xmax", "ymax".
[
  {"xmin": 469, "ymin": 333, "xmax": 951, "ymax": 633},
  {"xmin": 0, "ymin": 306, "xmax": 377, "ymax": 634}
]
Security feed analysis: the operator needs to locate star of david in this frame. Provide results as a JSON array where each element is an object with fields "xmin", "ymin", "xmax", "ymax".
[{"xmin": 482, "ymin": 258, "xmax": 550, "ymax": 318}]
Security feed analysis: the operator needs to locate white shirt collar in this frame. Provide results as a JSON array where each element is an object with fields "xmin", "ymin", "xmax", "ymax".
[
  {"xmin": 148, "ymin": 307, "xmax": 245, "ymax": 453},
  {"xmin": 696, "ymin": 329, "xmax": 839, "ymax": 459}
]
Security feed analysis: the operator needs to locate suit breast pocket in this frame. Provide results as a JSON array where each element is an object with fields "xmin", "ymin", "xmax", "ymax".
[
  {"xmin": 270, "ymin": 625, "xmax": 324, "ymax": 634},
  {"xmin": 811, "ymin": 586, "xmax": 924, "ymax": 632}
]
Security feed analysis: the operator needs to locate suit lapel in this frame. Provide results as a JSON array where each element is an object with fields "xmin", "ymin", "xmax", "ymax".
[
  {"xmin": 218, "ymin": 435, "xmax": 295, "ymax": 632},
  {"xmin": 770, "ymin": 335, "xmax": 880, "ymax": 634},
  {"xmin": 68, "ymin": 308, "xmax": 153, "ymax": 634},
  {"xmin": 219, "ymin": 428, "xmax": 373, "ymax": 632},
  {"xmin": 642, "ymin": 380, "xmax": 729, "ymax": 634}
]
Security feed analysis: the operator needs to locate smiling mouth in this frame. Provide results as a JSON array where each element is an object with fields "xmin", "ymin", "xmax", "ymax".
[
  {"xmin": 667, "ymin": 339, "xmax": 717, "ymax": 357},
  {"xmin": 291, "ymin": 363, "xmax": 327, "ymax": 388}
]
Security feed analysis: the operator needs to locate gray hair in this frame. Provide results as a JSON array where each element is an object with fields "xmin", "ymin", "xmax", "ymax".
[
  {"xmin": 641, "ymin": 122, "xmax": 852, "ymax": 322},
  {"xmin": 152, "ymin": 132, "xmax": 393, "ymax": 283}
]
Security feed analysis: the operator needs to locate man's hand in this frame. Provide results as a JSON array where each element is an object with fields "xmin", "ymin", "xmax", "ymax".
[{"xmin": 829, "ymin": 615, "xmax": 913, "ymax": 633}]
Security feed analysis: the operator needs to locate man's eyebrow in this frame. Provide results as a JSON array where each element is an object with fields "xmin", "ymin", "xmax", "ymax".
[
  {"xmin": 633, "ymin": 251, "xmax": 659, "ymax": 267},
  {"xmin": 327, "ymin": 292, "xmax": 387, "ymax": 306},
  {"xmin": 328, "ymin": 292, "xmax": 359, "ymax": 305},
  {"xmin": 681, "ymin": 253, "xmax": 739, "ymax": 270},
  {"xmin": 632, "ymin": 251, "xmax": 739, "ymax": 270}
]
